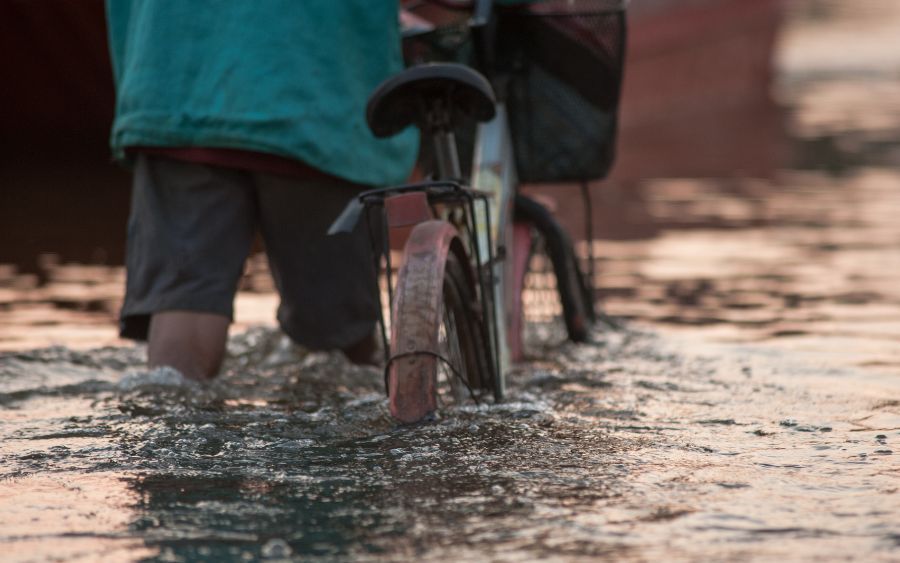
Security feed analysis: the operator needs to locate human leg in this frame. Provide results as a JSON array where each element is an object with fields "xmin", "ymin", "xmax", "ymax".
[
  {"xmin": 120, "ymin": 154, "xmax": 257, "ymax": 379},
  {"xmin": 148, "ymin": 311, "xmax": 230, "ymax": 380},
  {"xmin": 253, "ymin": 172, "xmax": 380, "ymax": 361}
]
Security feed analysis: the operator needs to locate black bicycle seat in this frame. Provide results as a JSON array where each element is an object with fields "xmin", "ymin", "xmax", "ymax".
[{"xmin": 366, "ymin": 63, "xmax": 496, "ymax": 138}]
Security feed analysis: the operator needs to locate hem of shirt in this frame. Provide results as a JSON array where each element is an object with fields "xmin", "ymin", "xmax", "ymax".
[{"xmin": 109, "ymin": 115, "xmax": 418, "ymax": 187}]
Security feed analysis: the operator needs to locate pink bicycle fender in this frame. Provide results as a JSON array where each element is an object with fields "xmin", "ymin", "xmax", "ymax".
[{"xmin": 388, "ymin": 220, "xmax": 462, "ymax": 423}]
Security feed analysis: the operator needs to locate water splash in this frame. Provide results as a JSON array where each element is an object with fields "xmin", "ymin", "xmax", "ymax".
[{"xmin": 2, "ymin": 325, "xmax": 897, "ymax": 561}]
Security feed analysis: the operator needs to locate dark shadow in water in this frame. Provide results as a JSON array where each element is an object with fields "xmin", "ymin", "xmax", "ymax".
[
  {"xmin": 122, "ymin": 417, "xmax": 624, "ymax": 561},
  {"xmin": 106, "ymin": 334, "xmax": 631, "ymax": 561},
  {"xmin": 127, "ymin": 471, "xmax": 398, "ymax": 560}
]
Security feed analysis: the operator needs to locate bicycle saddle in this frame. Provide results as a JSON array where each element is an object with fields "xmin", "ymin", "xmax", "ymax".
[{"xmin": 366, "ymin": 63, "xmax": 496, "ymax": 138}]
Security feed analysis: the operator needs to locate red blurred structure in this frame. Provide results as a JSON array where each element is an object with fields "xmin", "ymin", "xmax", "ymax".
[
  {"xmin": 615, "ymin": 0, "xmax": 786, "ymax": 181},
  {"xmin": 524, "ymin": 0, "xmax": 787, "ymax": 240},
  {"xmin": 1, "ymin": 1, "xmax": 126, "ymax": 272}
]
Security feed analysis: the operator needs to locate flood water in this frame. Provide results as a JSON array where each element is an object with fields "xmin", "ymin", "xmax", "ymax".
[{"xmin": 3, "ymin": 2, "xmax": 900, "ymax": 562}]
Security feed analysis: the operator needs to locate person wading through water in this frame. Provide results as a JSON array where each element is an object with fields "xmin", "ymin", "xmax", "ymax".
[{"xmin": 106, "ymin": 1, "xmax": 418, "ymax": 380}]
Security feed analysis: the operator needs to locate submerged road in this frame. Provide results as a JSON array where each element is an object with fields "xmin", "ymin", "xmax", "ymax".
[{"xmin": 1, "ymin": 325, "xmax": 898, "ymax": 561}]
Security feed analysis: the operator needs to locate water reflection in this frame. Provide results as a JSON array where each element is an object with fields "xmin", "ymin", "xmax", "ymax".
[
  {"xmin": 0, "ymin": 473, "xmax": 152, "ymax": 562},
  {"xmin": 5, "ymin": 0, "xmax": 900, "ymax": 367},
  {"xmin": 127, "ymin": 472, "xmax": 389, "ymax": 560},
  {"xmin": 2, "ymin": 327, "xmax": 897, "ymax": 561}
]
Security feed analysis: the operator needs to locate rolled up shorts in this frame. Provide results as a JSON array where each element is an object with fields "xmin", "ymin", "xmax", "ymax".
[{"xmin": 120, "ymin": 153, "xmax": 379, "ymax": 350}]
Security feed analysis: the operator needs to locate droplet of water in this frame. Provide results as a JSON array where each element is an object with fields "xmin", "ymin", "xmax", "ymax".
[
  {"xmin": 261, "ymin": 538, "xmax": 292, "ymax": 559},
  {"xmin": 118, "ymin": 366, "xmax": 195, "ymax": 391}
]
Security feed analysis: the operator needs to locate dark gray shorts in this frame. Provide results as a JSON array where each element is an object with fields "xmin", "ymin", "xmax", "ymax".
[{"xmin": 120, "ymin": 154, "xmax": 379, "ymax": 350}]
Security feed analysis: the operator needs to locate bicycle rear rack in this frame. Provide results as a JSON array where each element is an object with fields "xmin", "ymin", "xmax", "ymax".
[{"xmin": 331, "ymin": 180, "xmax": 502, "ymax": 397}]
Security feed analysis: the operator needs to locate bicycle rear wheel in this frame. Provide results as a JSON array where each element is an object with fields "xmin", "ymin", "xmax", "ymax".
[{"xmin": 388, "ymin": 222, "xmax": 494, "ymax": 423}]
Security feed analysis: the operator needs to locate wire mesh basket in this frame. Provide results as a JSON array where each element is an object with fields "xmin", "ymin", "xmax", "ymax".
[
  {"xmin": 499, "ymin": 0, "xmax": 627, "ymax": 183},
  {"xmin": 403, "ymin": 0, "xmax": 627, "ymax": 184}
]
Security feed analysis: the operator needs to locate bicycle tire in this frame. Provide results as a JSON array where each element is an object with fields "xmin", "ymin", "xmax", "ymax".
[
  {"xmin": 513, "ymin": 194, "xmax": 596, "ymax": 344},
  {"xmin": 388, "ymin": 226, "xmax": 493, "ymax": 423}
]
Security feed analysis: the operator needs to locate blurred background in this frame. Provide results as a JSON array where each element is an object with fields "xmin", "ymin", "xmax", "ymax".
[{"xmin": 1, "ymin": 0, "xmax": 898, "ymax": 374}]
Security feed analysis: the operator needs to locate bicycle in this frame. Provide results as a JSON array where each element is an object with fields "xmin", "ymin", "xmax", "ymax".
[{"xmin": 330, "ymin": 0, "xmax": 626, "ymax": 423}]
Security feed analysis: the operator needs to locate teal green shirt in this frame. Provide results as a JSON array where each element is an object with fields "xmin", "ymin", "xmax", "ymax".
[{"xmin": 106, "ymin": 1, "xmax": 418, "ymax": 186}]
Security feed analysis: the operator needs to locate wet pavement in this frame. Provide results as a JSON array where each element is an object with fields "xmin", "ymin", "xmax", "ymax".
[
  {"xmin": 2, "ymin": 325, "xmax": 898, "ymax": 562},
  {"xmin": 3, "ymin": 1, "xmax": 900, "ymax": 561}
]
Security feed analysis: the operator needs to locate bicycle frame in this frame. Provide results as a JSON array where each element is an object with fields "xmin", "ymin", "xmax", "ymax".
[
  {"xmin": 370, "ymin": 101, "xmax": 518, "ymax": 409},
  {"xmin": 394, "ymin": 0, "xmax": 517, "ymax": 392},
  {"xmin": 374, "ymin": 0, "xmax": 518, "ymax": 397},
  {"xmin": 343, "ymin": 110, "xmax": 517, "ymax": 406},
  {"xmin": 466, "ymin": 104, "xmax": 518, "ymax": 396},
  {"xmin": 333, "ymin": 0, "xmax": 615, "ymax": 421}
]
